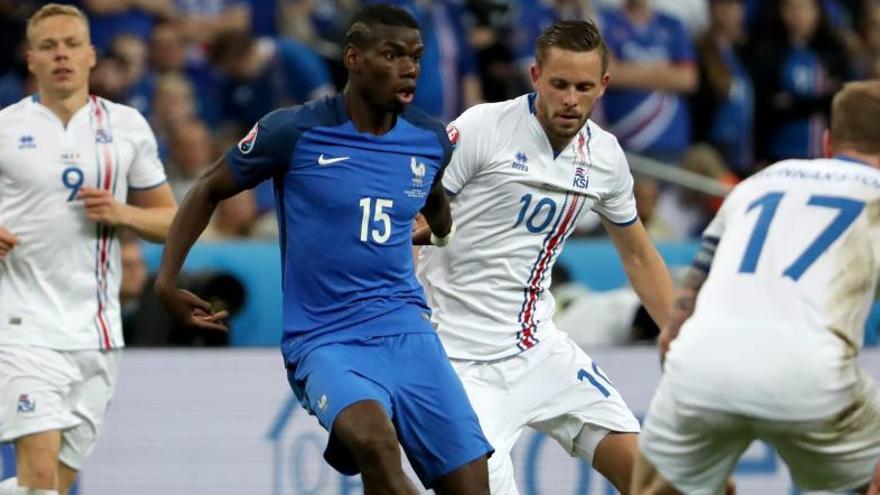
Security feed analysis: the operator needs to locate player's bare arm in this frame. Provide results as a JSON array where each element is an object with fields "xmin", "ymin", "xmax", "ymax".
[
  {"xmin": 154, "ymin": 157, "xmax": 243, "ymax": 331},
  {"xmin": 413, "ymin": 171, "xmax": 452, "ymax": 245},
  {"xmin": 657, "ymin": 231, "xmax": 719, "ymax": 364},
  {"xmin": 0, "ymin": 226, "xmax": 20, "ymax": 260},
  {"xmin": 77, "ymin": 183, "xmax": 177, "ymax": 242},
  {"xmin": 603, "ymin": 217, "xmax": 674, "ymax": 329}
]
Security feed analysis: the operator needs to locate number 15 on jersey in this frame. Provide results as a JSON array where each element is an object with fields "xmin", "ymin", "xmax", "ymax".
[{"xmin": 359, "ymin": 197, "xmax": 393, "ymax": 244}]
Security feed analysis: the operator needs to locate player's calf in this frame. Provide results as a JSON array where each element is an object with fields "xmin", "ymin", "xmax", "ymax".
[
  {"xmin": 332, "ymin": 401, "xmax": 418, "ymax": 495},
  {"xmin": 591, "ymin": 431, "xmax": 637, "ymax": 495},
  {"xmin": 630, "ymin": 450, "xmax": 682, "ymax": 495},
  {"xmin": 15, "ymin": 431, "xmax": 62, "ymax": 491}
]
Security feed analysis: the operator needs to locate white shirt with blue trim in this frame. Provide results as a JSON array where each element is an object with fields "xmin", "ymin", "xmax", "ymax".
[
  {"xmin": 0, "ymin": 96, "xmax": 166, "ymax": 350},
  {"xmin": 666, "ymin": 157, "xmax": 880, "ymax": 420},
  {"xmin": 417, "ymin": 94, "xmax": 637, "ymax": 361}
]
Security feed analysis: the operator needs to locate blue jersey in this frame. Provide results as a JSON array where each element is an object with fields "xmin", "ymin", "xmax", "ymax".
[
  {"xmin": 768, "ymin": 47, "xmax": 830, "ymax": 160},
  {"xmin": 599, "ymin": 9, "xmax": 695, "ymax": 157},
  {"xmin": 225, "ymin": 95, "xmax": 450, "ymax": 366},
  {"xmin": 220, "ymin": 38, "xmax": 333, "ymax": 128}
]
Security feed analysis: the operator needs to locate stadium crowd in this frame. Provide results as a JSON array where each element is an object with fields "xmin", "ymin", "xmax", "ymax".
[{"xmin": 1, "ymin": 0, "xmax": 878, "ymax": 346}]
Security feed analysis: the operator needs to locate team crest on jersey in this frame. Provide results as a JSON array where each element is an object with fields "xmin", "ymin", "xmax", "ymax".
[
  {"xmin": 95, "ymin": 129, "xmax": 113, "ymax": 144},
  {"xmin": 238, "ymin": 123, "xmax": 259, "ymax": 154},
  {"xmin": 17, "ymin": 394, "xmax": 35, "ymax": 413},
  {"xmin": 446, "ymin": 124, "xmax": 459, "ymax": 150},
  {"xmin": 406, "ymin": 157, "xmax": 429, "ymax": 198},
  {"xmin": 18, "ymin": 135, "xmax": 36, "ymax": 149},
  {"xmin": 573, "ymin": 166, "xmax": 589, "ymax": 189},
  {"xmin": 512, "ymin": 151, "xmax": 529, "ymax": 172}
]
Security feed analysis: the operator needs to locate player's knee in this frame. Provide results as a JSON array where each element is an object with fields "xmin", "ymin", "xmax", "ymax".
[{"xmin": 347, "ymin": 429, "xmax": 400, "ymax": 468}]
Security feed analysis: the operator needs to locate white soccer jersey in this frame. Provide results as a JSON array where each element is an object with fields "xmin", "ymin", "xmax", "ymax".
[
  {"xmin": 665, "ymin": 157, "xmax": 880, "ymax": 420},
  {"xmin": 418, "ymin": 94, "xmax": 637, "ymax": 360},
  {"xmin": 0, "ymin": 96, "xmax": 166, "ymax": 350}
]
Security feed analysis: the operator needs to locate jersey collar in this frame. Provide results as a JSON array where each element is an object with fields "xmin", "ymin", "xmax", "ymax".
[{"xmin": 834, "ymin": 154, "xmax": 871, "ymax": 167}]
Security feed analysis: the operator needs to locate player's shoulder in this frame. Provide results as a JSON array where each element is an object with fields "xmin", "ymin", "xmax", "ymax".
[
  {"xmin": 260, "ymin": 94, "xmax": 346, "ymax": 132},
  {"xmin": 401, "ymin": 103, "xmax": 446, "ymax": 135},
  {"xmin": 0, "ymin": 96, "xmax": 32, "ymax": 123},
  {"xmin": 98, "ymin": 97, "xmax": 152, "ymax": 130},
  {"xmin": 450, "ymin": 96, "xmax": 526, "ymax": 129}
]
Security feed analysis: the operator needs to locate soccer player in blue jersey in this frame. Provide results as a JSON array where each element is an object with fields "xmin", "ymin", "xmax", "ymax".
[{"xmin": 154, "ymin": 3, "xmax": 492, "ymax": 494}]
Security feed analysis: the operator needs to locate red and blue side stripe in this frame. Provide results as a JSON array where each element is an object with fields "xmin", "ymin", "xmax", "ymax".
[{"xmin": 90, "ymin": 96, "xmax": 117, "ymax": 349}]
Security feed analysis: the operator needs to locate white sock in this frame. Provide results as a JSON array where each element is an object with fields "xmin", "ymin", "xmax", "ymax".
[{"xmin": 0, "ymin": 478, "xmax": 17, "ymax": 495}]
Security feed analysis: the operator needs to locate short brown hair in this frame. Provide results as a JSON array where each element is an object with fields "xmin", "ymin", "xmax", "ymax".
[
  {"xmin": 830, "ymin": 81, "xmax": 880, "ymax": 155},
  {"xmin": 535, "ymin": 19, "xmax": 608, "ymax": 74},
  {"xmin": 26, "ymin": 3, "xmax": 91, "ymax": 46}
]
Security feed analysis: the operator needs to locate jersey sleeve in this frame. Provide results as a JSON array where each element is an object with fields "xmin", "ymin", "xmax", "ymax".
[
  {"xmin": 593, "ymin": 138, "xmax": 638, "ymax": 225},
  {"xmin": 442, "ymin": 105, "xmax": 494, "ymax": 195},
  {"xmin": 127, "ymin": 110, "xmax": 167, "ymax": 190},
  {"xmin": 224, "ymin": 108, "xmax": 299, "ymax": 189}
]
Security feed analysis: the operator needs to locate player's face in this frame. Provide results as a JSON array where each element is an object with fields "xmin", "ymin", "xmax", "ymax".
[
  {"xmin": 350, "ymin": 25, "xmax": 423, "ymax": 113},
  {"xmin": 27, "ymin": 15, "xmax": 96, "ymax": 97},
  {"xmin": 531, "ymin": 47, "xmax": 609, "ymax": 143}
]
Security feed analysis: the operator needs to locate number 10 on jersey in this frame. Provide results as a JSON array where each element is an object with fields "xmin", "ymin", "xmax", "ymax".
[{"xmin": 359, "ymin": 197, "xmax": 394, "ymax": 244}]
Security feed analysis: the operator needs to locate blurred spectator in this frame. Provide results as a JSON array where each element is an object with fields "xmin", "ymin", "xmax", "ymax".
[
  {"xmin": 167, "ymin": 119, "xmax": 258, "ymax": 238},
  {"xmin": 655, "ymin": 143, "xmax": 738, "ymax": 240},
  {"xmin": 691, "ymin": 0, "xmax": 755, "ymax": 175},
  {"xmin": 749, "ymin": 0, "xmax": 850, "ymax": 163},
  {"xmin": 851, "ymin": 5, "xmax": 880, "ymax": 79},
  {"xmin": 130, "ymin": 22, "xmax": 225, "ymax": 124},
  {"xmin": 79, "ymin": 0, "xmax": 175, "ymax": 52},
  {"xmin": 208, "ymin": 28, "xmax": 335, "ymax": 130},
  {"xmin": 175, "ymin": 0, "xmax": 251, "ymax": 44},
  {"xmin": 89, "ymin": 54, "xmax": 129, "ymax": 101},
  {"xmin": 150, "ymin": 73, "xmax": 197, "ymax": 158},
  {"xmin": 120, "ymin": 234, "xmax": 149, "ymax": 339},
  {"xmin": 593, "ymin": 0, "xmax": 709, "ymax": 35},
  {"xmin": 633, "ymin": 175, "xmax": 673, "ymax": 240},
  {"xmin": 513, "ymin": 0, "xmax": 595, "ymax": 73},
  {"xmin": 382, "ymin": 0, "xmax": 483, "ymax": 121},
  {"xmin": 599, "ymin": 0, "xmax": 698, "ymax": 163}
]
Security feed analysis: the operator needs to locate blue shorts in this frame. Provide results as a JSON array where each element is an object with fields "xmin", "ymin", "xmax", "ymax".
[{"xmin": 288, "ymin": 332, "xmax": 493, "ymax": 487}]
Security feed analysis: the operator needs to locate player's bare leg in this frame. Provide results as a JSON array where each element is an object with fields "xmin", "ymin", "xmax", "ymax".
[
  {"xmin": 57, "ymin": 463, "xmax": 78, "ymax": 495},
  {"xmin": 15, "ymin": 430, "xmax": 61, "ymax": 492},
  {"xmin": 431, "ymin": 455, "xmax": 490, "ymax": 495},
  {"xmin": 630, "ymin": 449, "xmax": 682, "ymax": 495},
  {"xmin": 592, "ymin": 431, "xmax": 637, "ymax": 494},
  {"xmin": 332, "ymin": 401, "xmax": 418, "ymax": 495},
  {"xmin": 864, "ymin": 458, "xmax": 880, "ymax": 495}
]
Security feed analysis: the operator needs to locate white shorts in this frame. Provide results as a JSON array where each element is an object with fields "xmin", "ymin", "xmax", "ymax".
[
  {"xmin": 451, "ymin": 334, "xmax": 640, "ymax": 495},
  {"xmin": 0, "ymin": 345, "xmax": 121, "ymax": 470},
  {"xmin": 640, "ymin": 374, "xmax": 880, "ymax": 495}
]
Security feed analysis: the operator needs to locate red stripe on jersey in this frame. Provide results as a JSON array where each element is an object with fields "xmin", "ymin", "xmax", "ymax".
[{"xmin": 91, "ymin": 96, "xmax": 113, "ymax": 349}]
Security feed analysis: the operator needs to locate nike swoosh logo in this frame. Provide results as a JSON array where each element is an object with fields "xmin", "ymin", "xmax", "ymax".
[{"xmin": 317, "ymin": 154, "xmax": 350, "ymax": 166}]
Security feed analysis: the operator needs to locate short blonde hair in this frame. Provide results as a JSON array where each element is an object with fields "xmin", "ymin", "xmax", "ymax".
[
  {"xmin": 830, "ymin": 81, "xmax": 880, "ymax": 155},
  {"xmin": 26, "ymin": 3, "xmax": 91, "ymax": 46}
]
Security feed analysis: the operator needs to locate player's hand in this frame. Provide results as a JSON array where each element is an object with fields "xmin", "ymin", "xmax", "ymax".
[
  {"xmin": 0, "ymin": 226, "xmax": 19, "ymax": 260},
  {"xmin": 412, "ymin": 213, "xmax": 431, "ymax": 245},
  {"xmin": 154, "ymin": 282, "xmax": 229, "ymax": 332},
  {"xmin": 78, "ymin": 187, "xmax": 126, "ymax": 226}
]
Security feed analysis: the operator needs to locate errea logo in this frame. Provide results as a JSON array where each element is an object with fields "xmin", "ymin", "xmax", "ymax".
[
  {"xmin": 512, "ymin": 151, "xmax": 528, "ymax": 172},
  {"xmin": 18, "ymin": 135, "xmax": 35, "ymax": 149}
]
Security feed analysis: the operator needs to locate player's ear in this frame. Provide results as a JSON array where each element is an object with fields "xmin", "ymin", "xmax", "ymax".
[
  {"xmin": 822, "ymin": 129, "xmax": 832, "ymax": 159},
  {"xmin": 530, "ymin": 64, "xmax": 540, "ymax": 90},
  {"xmin": 344, "ymin": 45, "xmax": 360, "ymax": 72}
]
